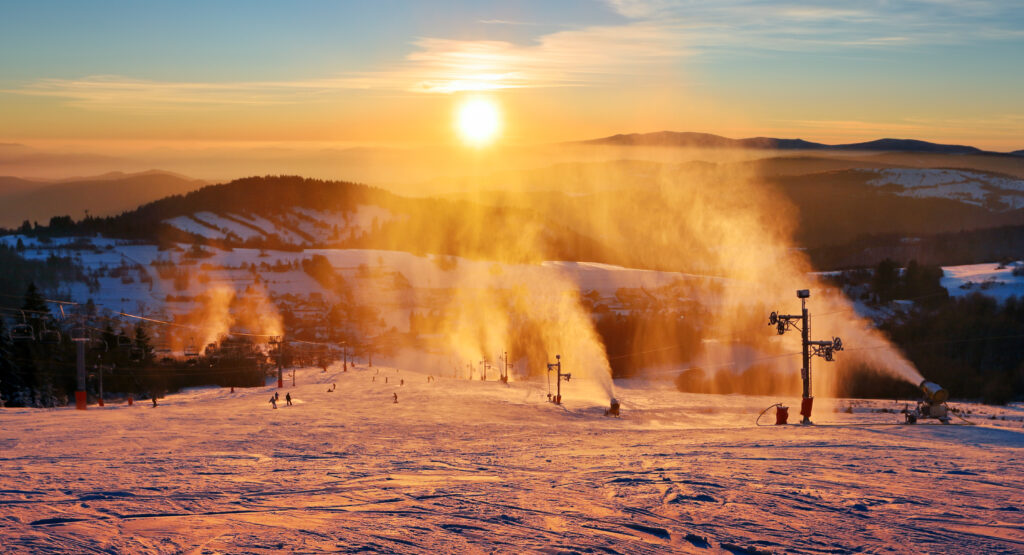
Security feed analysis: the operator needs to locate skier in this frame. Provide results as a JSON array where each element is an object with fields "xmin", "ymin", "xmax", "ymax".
[
  {"xmin": 400, "ymin": 379, "xmax": 404, "ymax": 386},
  {"xmin": 393, "ymin": 392, "xmax": 398, "ymax": 404},
  {"xmin": 151, "ymin": 394, "xmax": 157, "ymax": 408},
  {"xmin": 269, "ymin": 395, "xmax": 277, "ymax": 409},
  {"xmin": 286, "ymin": 392, "xmax": 292, "ymax": 406},
  {"xmin": 275, "ymin": 392, "xmax": 279, "ymax": 402}
]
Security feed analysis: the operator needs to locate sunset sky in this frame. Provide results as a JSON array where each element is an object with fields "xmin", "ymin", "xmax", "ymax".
[{"xmin": 2, "ymin": 0, "xmax": 1022, "ymax": 151}]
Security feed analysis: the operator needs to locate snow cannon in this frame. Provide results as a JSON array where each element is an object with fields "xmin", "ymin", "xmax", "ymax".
[
  {"xmin": 905, "ymin": 380, "xmax": 951, "ymax": 424},
  {"xmin": 605, "ymin": 398, "xmax": 620, "ymax": 417},
  {"xmin": 919, "ymin": 380, "xmax": 948, "ymax": 404}
]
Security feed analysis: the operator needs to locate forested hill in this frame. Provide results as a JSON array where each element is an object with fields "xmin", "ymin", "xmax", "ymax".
[{"xmin": 31, "ymin": 175, "xmax": 612, "ymax": 264}]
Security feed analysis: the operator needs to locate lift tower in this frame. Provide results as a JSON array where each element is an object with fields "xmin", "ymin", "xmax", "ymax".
[{"xmin": 769, "ymin": 290, "xmax": 843, "ymax": 424}]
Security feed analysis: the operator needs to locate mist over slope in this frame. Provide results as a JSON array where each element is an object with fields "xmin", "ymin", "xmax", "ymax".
[{"xmin": 0, "ymin": 170, "xmax": 206, "ymax": 229}]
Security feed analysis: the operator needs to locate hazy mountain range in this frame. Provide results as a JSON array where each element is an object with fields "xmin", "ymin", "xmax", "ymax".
[
  {"xmin": 0, "ymin": 170, "xmax": 206, "ymax": 229},
  {"xmin": 577, "ymin": 131, "xmax": 1022, "ymax": 156}
]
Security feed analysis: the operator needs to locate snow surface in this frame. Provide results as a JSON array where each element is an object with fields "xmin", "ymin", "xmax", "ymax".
[
  {"xmin": 160, "ymin": 205, "xmax": 401, "ymax": 246},
  {"xmin": 862, "ymin": 168, "xmax": 1024, "ymax": 210},
  {"xmin": 942, "ymin": 262, "xmax": 1024, "ymax": 303},
  {"xmin": 0, "ymin": 364, "xmax": 1021, "ymax": 553},
  {"xmin": 192, "ymin": 212, "xmax": 266, "ymax": 241},
  {"xmin": 163, "ymin": 215, "xmax": 227, "ymax": 239}
]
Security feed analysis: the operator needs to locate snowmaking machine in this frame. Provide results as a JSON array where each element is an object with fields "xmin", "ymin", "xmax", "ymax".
[{"xmin": 903, "ymin": 380, "xmax": 951, "ymax": 424}]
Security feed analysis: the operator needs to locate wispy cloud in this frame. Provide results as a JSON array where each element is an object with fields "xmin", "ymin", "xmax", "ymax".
[
  {"xmin": 605, "ymin": 0, "xmax": 1024, "ymax": 49},
  {"xmin": 3, "ymin": 21, "xmax": 686, "ymax": 108}
]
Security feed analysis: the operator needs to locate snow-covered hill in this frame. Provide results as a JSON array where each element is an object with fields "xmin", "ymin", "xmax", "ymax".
[
  {"xmin": 0, "ymin": 363, "xmax": 1021, "ymax": 553},
  {"xmin": 162, "ymin": 205, "xmax": 400, "ymax": 246},
  {"xmin": 2, "ymin": 235, "xmax": 1021, "ymax": 328},
  {"xmin": 862, "ymin": 168, "xmax": 1024, "ymax": 211}
]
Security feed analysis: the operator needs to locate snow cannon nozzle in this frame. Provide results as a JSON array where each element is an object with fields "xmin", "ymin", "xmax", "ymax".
[
  {"xmin": 919, "ymin": 380, "xmax": 948, "ymax": 404},
  {"xmin": 605, "ymin": 398, "xmax": 620, "ymax": 417}
]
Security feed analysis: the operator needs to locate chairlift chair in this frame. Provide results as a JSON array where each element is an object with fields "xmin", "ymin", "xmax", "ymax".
[
  {"xmin": 39, "ymin": 321, "xmax": 62, "ymax": 345},
  {"xmin": 9, "ymin": 310, "xmax": 35, "ymax": 342},
  {"xmin": 70, "ymin": 325, "xmax": 90, "ymax": 342},
  {"xmin": 10, "ymin": 323, "xmax": 34, "ymax": 342}
]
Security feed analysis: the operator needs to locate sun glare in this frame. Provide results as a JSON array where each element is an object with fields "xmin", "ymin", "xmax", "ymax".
[{"xmin": 456, "ymin": 97, "xmax": 502, "ymax": 147}]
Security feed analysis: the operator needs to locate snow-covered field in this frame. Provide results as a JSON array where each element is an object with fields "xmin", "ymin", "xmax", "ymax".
[
  {"xmin": 862, "ymin": 168, "xmax": 1024, "ymax": 211},
  {"xmin": 942, "ymin": 262, "xmax": 1024, "ymax": 303},
  {"xmin": 1, "ymin": 364, "xmax": 1022, "ymax": 553},
  {"xmin": 160, "ymin": 205, "xmax": 402, "ymax": 246}
]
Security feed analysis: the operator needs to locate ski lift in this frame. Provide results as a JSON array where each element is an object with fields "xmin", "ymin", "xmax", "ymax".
[
  {"xmin": 39, "ymin": 320, "xmax": 61, "ymax": 345},
  {"xmin": 10, "ymin": 312, "xmax": 34, "ymax": 342}
]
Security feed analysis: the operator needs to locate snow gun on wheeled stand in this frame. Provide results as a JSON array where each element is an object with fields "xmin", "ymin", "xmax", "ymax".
[{"xmin": 903, "ymin": 381, "xmax": 951, "ymax": 424}]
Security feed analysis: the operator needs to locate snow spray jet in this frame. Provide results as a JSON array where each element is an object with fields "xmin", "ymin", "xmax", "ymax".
[
  {"xmin": 234, "ymin": 285, "xmax": 284, "ymax": 339},
  {"xmin": 371, "ymin": 192, "xmax": 617, "ymax": 403},
  {"xmin": 174, "ymin": 284, "xmax": 235, "ymax": 353},
  {"xmin": 171, "ymin": 282, "xmax": 283, "ymax": 354},
  {"xmin": 469, "ymin": 148, "xmax": 925, "ymax": 397}
]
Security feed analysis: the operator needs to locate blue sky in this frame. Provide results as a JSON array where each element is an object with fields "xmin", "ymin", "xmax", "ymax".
[{"xmin": 1, "ymin": 0, "xmax": 1022, "ymax": 149}]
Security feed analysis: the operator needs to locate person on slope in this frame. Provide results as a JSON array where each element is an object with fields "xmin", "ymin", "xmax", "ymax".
[
  {"xmin": 286, "ymin": 392, "xmax": 292, "ymax": 406},
  {"xmin": 393, "ymin": 392, "xmax": 398, "ymax": 404},
  {"xmin": 269, "ymin": 395, "xmax": 277, "ymax": 409}
]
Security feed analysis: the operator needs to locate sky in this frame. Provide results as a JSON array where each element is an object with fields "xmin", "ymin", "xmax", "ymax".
[{"xmin": 1, "ymin": 0, "xmax": 1023, "ymax": 151}]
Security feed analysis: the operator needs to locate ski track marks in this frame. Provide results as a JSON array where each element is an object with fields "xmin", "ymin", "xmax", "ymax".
[{"xmin": 1, "ymin": 365, "xmax": 1022, "ymax": 553}]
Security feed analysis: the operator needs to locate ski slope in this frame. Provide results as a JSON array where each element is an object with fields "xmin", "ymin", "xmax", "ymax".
[{"xmin": 1, "ymin": 364, "xmax": 1021, "ymax": 553}]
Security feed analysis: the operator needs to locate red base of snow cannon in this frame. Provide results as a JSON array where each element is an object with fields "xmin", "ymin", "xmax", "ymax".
[
  {"xmin": 75, "ymin": 390, "xmax": 87, "ymax": 410},
  {"xmin": 800, "ymin": 397, "xmax": 814, "ymax": 423},
  {"xmin": 775, "ymin": 405, "xmax": 789, "ymax": 425}
]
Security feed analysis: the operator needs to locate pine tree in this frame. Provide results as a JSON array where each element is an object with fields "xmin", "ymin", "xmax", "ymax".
[{"xmin": 134, "ymin": 323, "xmax": 154, "ymax": 363}]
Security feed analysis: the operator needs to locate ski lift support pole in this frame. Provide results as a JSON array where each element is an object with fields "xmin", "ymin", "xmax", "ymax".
[{"xmin": 73, "ymin": 319, "xmax": 88, "ymax": 409}]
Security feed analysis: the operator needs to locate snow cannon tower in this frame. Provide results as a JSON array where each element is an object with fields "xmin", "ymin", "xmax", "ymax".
[
  {"xmin": 768, "ymin": 289, "xmax": 844, "ymax": 424},
  {"xmin": 546, "ymin": 354, "xmax": 570, "ymax": 405}
]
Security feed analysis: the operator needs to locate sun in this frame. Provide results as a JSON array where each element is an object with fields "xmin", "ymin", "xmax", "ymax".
[{"xmin": 455, "ymin": 97, "xmax": 502, "ymax": 147}]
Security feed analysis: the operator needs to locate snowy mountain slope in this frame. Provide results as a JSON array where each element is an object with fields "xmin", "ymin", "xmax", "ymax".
[
  {"xmin": 942, "ymin": 262, "xmax": 1024, "ymax": 302},
  {"xmin": 862, "ymin": 168, "xmax": 1024, "ymax": 211},
  {"xmin": 0, "ymin": 363, "xmax": 1021, "ymax": 553},
  {"xmin": 2, "ymin": 234, "xmax": 1020, "ymax": 332},
  {"xmin": 161, "ymin": 205, "xmax": 403, "ymax": 246}
]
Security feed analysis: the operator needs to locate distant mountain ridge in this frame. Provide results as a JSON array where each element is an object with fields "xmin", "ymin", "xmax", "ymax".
[
  {"xmin": 0, "ymin": 170, "xmax": 207, "ymax": 229},
  {"xmin": 577, "ymin": 131, "xmax": 1011, "ymax": 155}
]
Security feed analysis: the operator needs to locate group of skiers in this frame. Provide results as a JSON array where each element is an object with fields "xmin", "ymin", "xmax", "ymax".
[
  {"xmin": 267, "ymin": 367, "xmax": 427, "ymax": 409},
  {"xmin": 268, "ymin": 391, "xmax": 293, "ymax": 409}
]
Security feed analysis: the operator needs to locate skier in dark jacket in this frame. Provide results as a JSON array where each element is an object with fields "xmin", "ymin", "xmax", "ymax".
[
  {"xmin": 285, "ymin": 392, "xmax": 292, "ymax": 406},
  {"xmin": 270, "ymin": 395, "xmax": 277, "ymax": 409}
]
